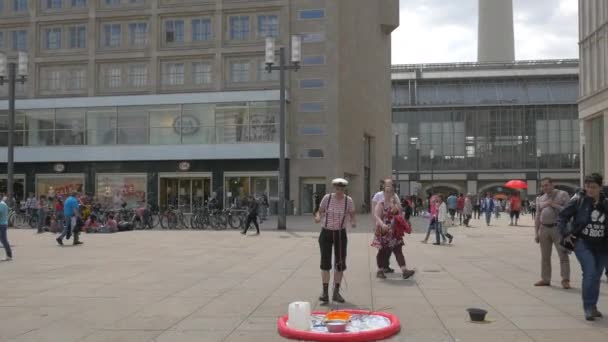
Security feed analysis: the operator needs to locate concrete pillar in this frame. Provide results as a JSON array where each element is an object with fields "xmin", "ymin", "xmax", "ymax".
[{"xmin": 478, "ymin": 0, "xmax": 515, "ymax": 62}]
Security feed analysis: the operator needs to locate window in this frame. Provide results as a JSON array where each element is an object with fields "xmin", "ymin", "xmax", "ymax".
[
  {"xmin": 44, "ymin": 28, "xmax": 62, "ymax": 50},
  {"xmin": 129, "ymin": 22, "xmax": 148, "ymax": 47},
  {"xmin": 67, "ymin": 69, "xmax": 85, "ymax": 90},
  {"xmin": 102, "ymin": 24, "xmax": 121, "ymax": 48},
  {"xmin": 302, "ymin": 55, "xmax": 325, "ymax": 65},
  {"xmin": 299, "ymin": 102, "xmax": 324, "ymax": 112},
  {"xmin": 0, "ymin": 33, "xmax": 4, "ymax": 49},
  {"xmin": 11, "ymin": 30, "xmax": 27, "ymax": 51},
  {"xmin": 68, "ymin": 25, "xmax": 86, "ymax": 48},
  {"xmin": 193, "ymin": 62, "xmax": 212, "ymax": 85},
  {"xmin": 258, "ymin": 15, "xmax": 278, "ymax": 38},
  {"xmin": 13, "ymin": 0, "xmax": 27, "ymax": 12},
  {"xmin": 230, "ymin": 61, "xmax": 249, "ymax": 83},
  {"xmin": 0, "ymin": 0, "xmax": 4, "ymax": 13},
  {"xmin": 192, "ymin": 18, "xmax": 211, "ymax": 41},
  {"xmin": 299, "ymin": 148, "xmax": 324, "ymax": 159},
  {"xmin": 104, "ymin": 0, "xmax": 119, "ymax": 6},
  {"xmin": 302, "ymin": 32, "xmax": 325, "ymax": 43},
  {"xmin": 298, "ymin": 9, "xmax": 325, "ymax": 20},
  {"xmin": 164, "ymin": 63, "xmax": 184, "ymax": 85},
  {"xmin": 300, "ymin": 79, "xmax": 325, "ymax": 88},
  {"xmin": 229, "ymin": 16, "xmax": 250, "ymax": 40},
  {"xmin": 258, "ymin": 61, "xmax": 278, "ymax": 81},
  {"xmin": 45, "ymin": 0, "xmax": 62, "ymax": 9},
  {"xmin": 298, "ymin": 124, "xmax": 326, "ymax": 136},
  {"xmin": 165, "ymin": 20, "xmax": 184, "ymax": 43},
  {"xmin": 105, "ymin": 66, "xmax": 122, "ymax": 88},
  {"xmin": 42, "ymin": 70, "xmax": 62, "ymax": 90},
  {"xmin": 71, "ymin": 0, "xmax": 86, "ymax": 7},
  {"xmin": 128, "ymin": 64, "xmax": 147, "ymax": 87},
  {"xmin": 129, "ymin": 0, "xmax": 144, "ymax": 4}
]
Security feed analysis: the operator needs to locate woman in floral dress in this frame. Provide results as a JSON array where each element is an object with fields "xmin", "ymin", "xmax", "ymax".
[{"xmin": 372, "ymin": 178, "xmax": 416, "ymax": 280}]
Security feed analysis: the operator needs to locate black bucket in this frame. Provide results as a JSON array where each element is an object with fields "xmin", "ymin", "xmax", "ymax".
[{"xmin": 466, "ymin": 308, "xmax": 488, "ymax": 322}]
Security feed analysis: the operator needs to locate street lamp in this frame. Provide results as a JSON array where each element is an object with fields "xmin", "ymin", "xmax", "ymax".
[
  {"xmin": 430, "ymin": 149, "xmax": 435, "ymax": 195},
  {"xmin": 0, "ymin": 52, "xmax": 28, "ymax": 208},
  {"xmin": 536, "ymin": 148, "xmax": 542, "ymax": 195},
  {"xmin": 265, "ymin": 36, "xmax": 301, "ymax": 230}
]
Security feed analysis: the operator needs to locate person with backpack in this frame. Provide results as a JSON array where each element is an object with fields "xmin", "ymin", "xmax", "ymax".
[
  {"xmin": 314, "ymin": 178, "xmax": 356, "ymax": 304},
  {"xmin": 559, "ymin": 173, "xmax": 608, "ymax": 321},
  {"xmin": 372, "ymin": 178, "xmax": 415, "ymax": 280},
  {"xmin": 241, "ymin": 195, "xmax": 260, "ymax": 235}
]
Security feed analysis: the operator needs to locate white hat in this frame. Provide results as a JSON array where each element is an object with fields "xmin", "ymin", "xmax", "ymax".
[{"xmin": 332, "ymin": 178, "xmax": 349, "ymax": 186}]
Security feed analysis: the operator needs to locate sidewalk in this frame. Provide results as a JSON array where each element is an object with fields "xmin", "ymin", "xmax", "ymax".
[{"xmin": 0, "ymin": 214, "xmax": 607, "ymax": 341}]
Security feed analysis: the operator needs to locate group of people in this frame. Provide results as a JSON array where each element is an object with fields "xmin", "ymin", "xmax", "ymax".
[{"xmin": 533, "ymin": 175, "xmax": 608, "ymax": 321}]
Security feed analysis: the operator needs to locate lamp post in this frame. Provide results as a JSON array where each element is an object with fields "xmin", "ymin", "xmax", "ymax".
[
  {"xmin": 394, "ymin": 133, "xmax": 399, "ymax": 195},
  {"xmin": 265, "ymin": 36, "xmax": 301, "ymax": 230},
  {"xmin": 0, "ymin": 52, "xmax": 28, "ymax": 208},
  {"xmin": 415, "ymin": 139, "xmax": 420, "ymax": 182},
  {"xmin": 430, "ymin": 149, "xmax": 435, "ymax": 195},
  {"xmin": 536, "ymin": 148, "xmax": 542, "ymax": 195}
]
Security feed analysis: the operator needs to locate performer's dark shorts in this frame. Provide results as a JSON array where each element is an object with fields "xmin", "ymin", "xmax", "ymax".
[{"xmin": 319, "ymin": 228, "xmax": 348, "ymax": 272}]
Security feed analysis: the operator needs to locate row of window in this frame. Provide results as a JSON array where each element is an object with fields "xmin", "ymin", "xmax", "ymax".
[
  {"xmin": 0, "ymin": 1, "xmax": 325, "ymax": 20},
  {"xmin": 35, "ymin": 60, "xmax": 325, "ymax": 94},
  {"xmin": 580, "ymin": 25, "xmax": 608, "ymax": 98}
]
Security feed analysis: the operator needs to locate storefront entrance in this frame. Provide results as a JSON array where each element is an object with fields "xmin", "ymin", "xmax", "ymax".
[
  {"xmin": 159, "ymin": 173, "xmax": 211, "ymax": 213},
  {"xmin": 301, "ymin": 178, "xmax": 326, "ymax": 215},
  {"xmin": 0, "ymin": 175, "xmax": 26, "ymax": 203},
  {"xmin": 224, "ymin": 172, "xmax": 278, "ymax": 213}
]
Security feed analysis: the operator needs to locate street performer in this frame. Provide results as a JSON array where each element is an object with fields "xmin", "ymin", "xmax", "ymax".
[{"xmin": 314, "ymin": 178, "xmax": 356, "ymax": 304}]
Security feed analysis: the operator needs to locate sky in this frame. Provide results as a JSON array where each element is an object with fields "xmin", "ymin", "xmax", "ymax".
[{"xmin": 392, "ymin": 0, "xmax": 579, "ymax": 64}]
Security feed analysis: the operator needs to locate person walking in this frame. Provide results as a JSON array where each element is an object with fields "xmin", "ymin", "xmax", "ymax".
[
  {"xmin": 463, "ymin": 194, "xmax": 473, "ymax": 227},
  {"xmin": 372, "ymin": 178, "xmax": 415, "ymax": 280},
  {"xmin": 0, "ymin": 195, "xmax": 13, "ymax": 261},
  {"xmin": 372, "ymin": 180, "xmax": 397, "ymax": 274},
  {"xmin": 559, "ymin": 173, "xmax": 608, "ymax": 320},
  {"xmin": 534, "ymin": 177, "xmax": 571, "ymax": 289},
  {"xmin": 314, "ymin": 178, "xmax": 356, "ymax": 304},
  {"xmin": 456, "ymin": 193, "xmax": 465, "ymax": 225},
  {"xmin": 473, "ymin": 195, "xmax": 481, "ymax": 220},
  {"xmin": 447, "ymin": 193, "xmax": 458, "ymax": 226},
  {"xmin": 25, "ymin": 192, "xmax": 37, "ymax": 223},
  {"xmin": 435, "ymin": 195, "xmax": 452, "ymax": 245},
  {"xmin": 530, "ymin": 200, "xmax": 537, "ymax": 220},
  {"xmin": 481, "ymin": 193, "xmax": 495, "ymax": 226},
  {"xmin": 509, "ymin": 192, "xmax": 522, "ymax": 226},
  {"xmin": 421, "ymin": 195, "xmax": 438, "ymax": 243},
  {"xmin": 37, "ymin": 196, "xmax": 47, "ymax": 234},
  {"xmin": 241, "ymin": 196, "xmax": 260, "ymax": 235},
  {"xmin": 56, "ymin": 191, "xmax": 82, "ymax": 246}
]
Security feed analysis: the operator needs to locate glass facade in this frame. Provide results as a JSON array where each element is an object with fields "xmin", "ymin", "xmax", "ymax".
[
  {"xmin": 224, "ymin": 175, "xmax": 278, "ymax": 212},
  {"xmin": 0, "ymin": 101, "xmax": 279, "ymax": 146},
  {"xmin": 393, "ymin": 105, "xmax": 579, "ymax": 171},
  {"xmin": 394, "ymin": 78, "xmax": 579, "ymax": 107},
  {"xmin": 96, "ymin": 173, "xmax": 147, "ymax": 209}
]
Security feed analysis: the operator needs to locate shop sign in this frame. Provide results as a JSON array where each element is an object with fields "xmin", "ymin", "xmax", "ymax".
[
  {"xmin": 178, "ymin": 161, "xmax": 191, "ymax": 171},
  {"xmin": 53, "ymin": 163, "xmax": 65, "ymax": 173},
  {"xmin": 173, "ymin": 115, "xmax": 200, "ymax": 135}
]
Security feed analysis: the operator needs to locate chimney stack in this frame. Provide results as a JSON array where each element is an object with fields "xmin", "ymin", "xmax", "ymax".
[{"xmin": 478, "ymin": 0, "xmax": 515, "ymax": 62}]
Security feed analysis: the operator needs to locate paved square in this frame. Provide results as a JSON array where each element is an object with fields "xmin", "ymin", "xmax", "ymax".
[{"xmin": 1, "ymin": 215, "xmax": 608, "ymax": 341}]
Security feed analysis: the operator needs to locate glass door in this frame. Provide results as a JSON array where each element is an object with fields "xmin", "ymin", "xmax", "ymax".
[{"xmin": 301, "ymin": 179, "xmax": 326, "ymax": 214}]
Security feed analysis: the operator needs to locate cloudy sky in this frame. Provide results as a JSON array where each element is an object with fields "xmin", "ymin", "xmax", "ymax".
[{"xmin": 392, "ymin": 0, "xmax": 579, "ymax": 64}]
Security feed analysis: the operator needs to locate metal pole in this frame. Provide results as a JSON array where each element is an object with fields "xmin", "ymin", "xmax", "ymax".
[
  {"xmin": 536, "ymin": 156, "xmax": 540, "ymax": 195},
  {"xmin": 416, "ymin": 145, "xmax": 420, "ymax": 181},
  {"xmin": 7, "ymin": 62, "xmax": 16, "ymax": 208},
  {"xmin": 277, "ymin": 47, "xmax": 287, "ymax": 230},
  {"xmin": 430, "ymin": 156, "xmax": 434, "ymax": 195},
  {"xmin": 395, "ymin": 134, "xmax": 399, "ymax": 195}
]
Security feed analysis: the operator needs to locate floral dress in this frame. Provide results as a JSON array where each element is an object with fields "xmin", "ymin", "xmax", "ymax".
[{"xmin": 371, "ymin": 201, "xmax": 404, "ymax": 249}]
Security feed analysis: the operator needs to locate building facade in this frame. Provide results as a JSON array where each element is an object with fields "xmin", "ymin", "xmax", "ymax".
[
  {"xmin": 0, "ymin": 0, "xmax": 398, "ymax": 214},
  {"xmin": 392, "ymin": 60, "xmax": 580, "ymax": 198},
  {"xmin": 579, "ymin": 0, "xmax": 608, "ymax": 181}
]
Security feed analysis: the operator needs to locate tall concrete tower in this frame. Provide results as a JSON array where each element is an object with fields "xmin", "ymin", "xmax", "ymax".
[{"xmin": 478, "ymin": 0, "xmax": 515, "ymax": 62}]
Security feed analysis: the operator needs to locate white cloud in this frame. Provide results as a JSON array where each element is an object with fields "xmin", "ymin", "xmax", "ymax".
[{"xmin": 392, "ymin": 0, "xmax": 579, "ymax": 64}]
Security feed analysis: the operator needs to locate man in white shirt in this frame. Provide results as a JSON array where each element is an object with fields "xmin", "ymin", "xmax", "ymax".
[{"xmin": 434, "ymin": 195, "xmax": 453, "ymax": 245}]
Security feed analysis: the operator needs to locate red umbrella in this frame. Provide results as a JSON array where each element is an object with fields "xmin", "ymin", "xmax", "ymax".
[{"xmin": 504, "ymin": 180, "xmax": 528, "ymax": 189}]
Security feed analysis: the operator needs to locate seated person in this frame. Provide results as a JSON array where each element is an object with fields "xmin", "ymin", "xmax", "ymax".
[
  {"xmin": 99, "ymin": 215, "xmax": 118, "ymax": 233},
  {"xmin": 83, "ymin": 214, "xmax": 101, "ymax": 233}
]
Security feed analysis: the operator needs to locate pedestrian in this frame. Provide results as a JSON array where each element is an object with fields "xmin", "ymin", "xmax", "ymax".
[
  {"xmin": 421, "ymin": 195, "xmax": 438, "ymax": 243},
  {"xmin": 435, "ymin": 195, "xmax": 452, "ymax": 245},
  {"xmin": 530, "ymin": 200, "xmax": 537, "ymax": 220},
  {"xmin": 457, "ymin": 193, "xmax": 465, "ymax": 225},
  {"xmin": 372, "ymin": 178, "xmax": 415, "ymax": 280},
  {"xmin": 37, "ymin": 195, "xmax": 48, "ymax": 234},
  {"xmin": 509, "ymin": 192, "xmax": 522, "ymax": 226},
  {"xmin": 314, "ymin": 178, "xmax": 356, "ymax": 304},
  {"xmin": 473, "ymin": 195, "xmax": 481, "ymax": 220},
  {"xmin": 463, "ymin": 194, "xmax": 473, "ymax": 227},
  {"xmin": 242, "ymin": 195, "xmax": 260, "ymax": 235},
  {"xmin": 534, "ymin": 177, "xmax": 571, "ymax": 289},
  {"xmin": 481, "ymin": 193, "xmax": 495, "ymax": 226},
  {"xmin": 372, "ymin": 180, "xmax": 396, "ymax": 274},
  {"xmin": 558, "ymin": 173, "xmax": 608, "ymax": 320},
  {"xmin": 447, "ymin": 193, "xmax": 458, "ymax": 226},
  {"xmin": 0, "ymin": 195, "xmax": 13, "ymax": 261},
  {"xmin": 493, "ymin": 198, "xmax": 501, "ymax": 219},
  {"xmin": 56, "ymin": 191, "xmax": 82, "ymax": 246},
  {"xmin": 401, "ymin": 196, "xmax": 413, "ymax": 221},
  {"xmin": 25, "ymin": 192, "xmax": 37, "ymax": 222}
]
